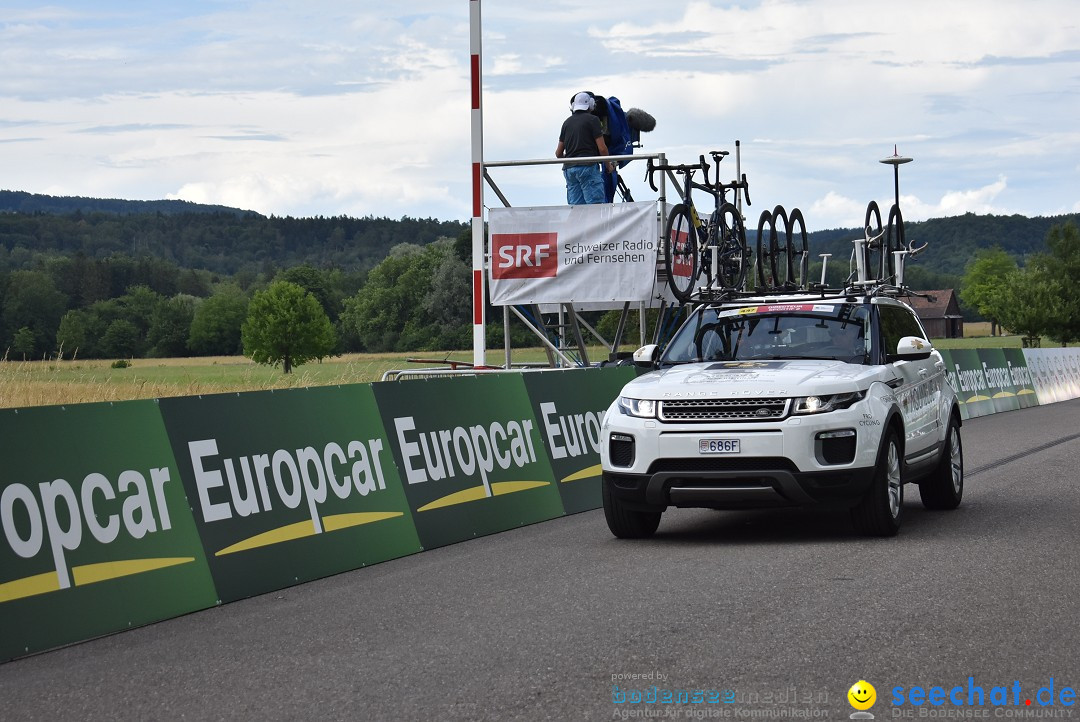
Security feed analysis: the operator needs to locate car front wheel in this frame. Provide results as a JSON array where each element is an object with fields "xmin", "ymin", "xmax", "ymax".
[
  {"xmin": 919, "ymin": 415, "xmax": 964, "ymax": 510},
  {"xmin": 851, "ymin": 428, "xmax": 903, "ymax": 537},
  {"xmin": 602, "ymin": 479, "xmax": 662, "ymax": 539}
]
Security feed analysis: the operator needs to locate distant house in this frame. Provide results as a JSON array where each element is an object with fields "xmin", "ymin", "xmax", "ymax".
[{"xmin": 907, "ymin": 289, "xmax": 964, "ymax": 339}]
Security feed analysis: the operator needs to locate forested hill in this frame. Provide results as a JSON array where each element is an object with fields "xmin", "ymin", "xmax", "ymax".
[
  {"xmin": 1, "ymin": 186, "xmax": 1076, "ymax": 279},
  {"xmin": 0, "ymin": 189, "xmax": 250, "ymax": 216},
  {"xmin": 0, "ymin": 201, "xmax": 468, "ymax": 276},
  {"xmin": 804, "ymin": 212, "xmax": 1080, "ymax": 276}
]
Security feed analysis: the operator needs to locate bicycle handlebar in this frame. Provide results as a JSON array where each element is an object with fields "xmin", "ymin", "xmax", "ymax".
[{"xmin": 645, "ymin": 156, "xmax": 750, "ymax": 204}]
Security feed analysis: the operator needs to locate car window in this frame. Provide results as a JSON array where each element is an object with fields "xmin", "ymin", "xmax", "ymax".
[
  {"xmin": 878, "ymin": 304, "xmax": 926, "ymax": 357},
  {"xmin": 662, "ymin": 303, "xmax": 871, "ymax": 364}
]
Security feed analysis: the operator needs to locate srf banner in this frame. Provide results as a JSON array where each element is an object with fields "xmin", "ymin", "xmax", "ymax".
[
  {"xmin": 159, "ymin": 386, "xmax": 421, "ymax": 603},
  {"xmin": 373, "ymin": 374, "xmax": 565, "ymax": 550},
  {"xmin": 0, "ymin": 401, "xmax": 217, "ymax": 661},
  {"xmin": 488, "ymin": 201, "xmax": 659, "ymax": 305}
]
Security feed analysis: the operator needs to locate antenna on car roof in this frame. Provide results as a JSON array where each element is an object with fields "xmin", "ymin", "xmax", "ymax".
[{"xmin": 879, "ymin": 145, "xmax": 912, "ymax": 208}]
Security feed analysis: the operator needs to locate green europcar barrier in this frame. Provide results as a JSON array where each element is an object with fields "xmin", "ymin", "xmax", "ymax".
[
  {"xmin": 0, "ymin": 356, "xmax": 1072, "ymax": 662},
  {"xmin": 0, "ymin": 401, "xmax": 217, "ymax": 660},
  {"xmin": 158, "ymin": 385, "xmax": 422, "ymax": 604}
]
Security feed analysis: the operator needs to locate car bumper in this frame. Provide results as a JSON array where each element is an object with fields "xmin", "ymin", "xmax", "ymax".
[{"xmin": 600, "ymin": 405, "xmax": 882, "ymax": 510}]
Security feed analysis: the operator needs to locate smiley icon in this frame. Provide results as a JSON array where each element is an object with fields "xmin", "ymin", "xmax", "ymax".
[{"xmin": 848, "ymin": 680, "xmax": 877, "ymax": 710}]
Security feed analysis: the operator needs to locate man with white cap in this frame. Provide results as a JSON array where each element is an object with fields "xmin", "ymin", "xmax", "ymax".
[{"xmin": 555, "ymin": 91, "xmax": 613, "ymax": 204}]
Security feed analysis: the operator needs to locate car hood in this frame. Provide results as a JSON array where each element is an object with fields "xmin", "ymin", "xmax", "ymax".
[{"xmin": 623, "ymin": 359, "xmax": 890, "ymax": 400}]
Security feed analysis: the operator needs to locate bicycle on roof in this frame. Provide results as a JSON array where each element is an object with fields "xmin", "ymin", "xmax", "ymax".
[{"xmin": 647, "ymin": 150, "xmax": 751, "ymax": 303}]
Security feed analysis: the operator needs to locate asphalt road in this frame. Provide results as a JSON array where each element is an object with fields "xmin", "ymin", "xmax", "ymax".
[{"xmin": 3, "ymin": 399, "xmax": 1079, "ymax": 721}]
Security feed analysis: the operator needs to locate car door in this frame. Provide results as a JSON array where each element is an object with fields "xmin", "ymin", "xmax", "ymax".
[{"xmin": 877, "ymin": 303, "xmax": 941, "ymax": 459}]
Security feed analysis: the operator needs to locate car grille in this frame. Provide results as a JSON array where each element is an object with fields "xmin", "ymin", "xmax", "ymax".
[{"xmin": 659, "ymin": 398, "xmax": 790, "ymax": 422}]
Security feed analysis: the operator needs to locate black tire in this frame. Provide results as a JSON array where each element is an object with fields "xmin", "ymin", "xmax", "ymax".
[
  {"xmin": 663, "ymin": 204, "xmax": 698, "ymax": 302},
  {"xmin": 755, "ymin": 209, "xmax": 778, "ymax": 289},
  {"xmin": 716, "ymin": 202, "xmax": 748, "ymax": 290},
  {"xmin": 864, "ymin": 200, "xmax": 884, "ymax": 282},
  {"xmin": 772, "ymin": 205, "xmax": 792, "ymax": 285},
  {"xmin": 851, "ymin": 428, "xmax": 903, "ymax": 537},
  {"xmin": 602, "ymin": 478, "xmax": 662, "ymax": 539},
  {"xmin": 787, "ymin": 208, "xmax": 809, "ymax": 288},
  {"xmin": 919, "ymin": 414, "xmax": 963, "ymax": 510},
  {"xmin": 885, "ymin": 203, "xmax": 905, "ymax": 283}
]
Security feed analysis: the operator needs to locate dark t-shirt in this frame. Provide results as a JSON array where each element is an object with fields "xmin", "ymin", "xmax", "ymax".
[{"xmin": 559, "ymin": 111, "xmax": 604, "ymax": 169}]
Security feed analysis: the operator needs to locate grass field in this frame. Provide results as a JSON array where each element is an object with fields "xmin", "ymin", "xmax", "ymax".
[{"xmin": 0, "ymin": 326, "xmax": 1067, "ymax": 410}]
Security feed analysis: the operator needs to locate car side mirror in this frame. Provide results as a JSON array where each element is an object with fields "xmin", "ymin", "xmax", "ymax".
[
  {"xmin": 633, "ymin": 344, "xmax": 660, "ymax": 368},
  {"xmin": 890, "ymin": 335, "xmax": 933, "ymax": 362}
]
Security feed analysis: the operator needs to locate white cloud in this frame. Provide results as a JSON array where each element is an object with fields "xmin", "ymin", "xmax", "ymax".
[{"xmin": 1, "ymin": 1, "xmax": 1079, "ymax": 227}]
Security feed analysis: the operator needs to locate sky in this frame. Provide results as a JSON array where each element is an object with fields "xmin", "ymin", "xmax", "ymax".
[{"xmin": 2, "ymin": 0, "xmax": 1079, "ymax": 231}]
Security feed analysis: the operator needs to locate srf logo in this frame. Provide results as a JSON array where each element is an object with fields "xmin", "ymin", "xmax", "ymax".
[{"xmin": 492, "ymin": 233, "xmax": 558, "ymax": 279}]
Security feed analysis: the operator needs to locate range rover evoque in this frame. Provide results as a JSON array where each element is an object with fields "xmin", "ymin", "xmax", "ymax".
[{"xmin": 599, "ymin": 292, "xmax": 964, "ymax": 538}]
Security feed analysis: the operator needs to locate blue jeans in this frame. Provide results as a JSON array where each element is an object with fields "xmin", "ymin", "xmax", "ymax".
[{"xmin": 564, "ymin": 164, "xmax": 605, "ymax": 205}]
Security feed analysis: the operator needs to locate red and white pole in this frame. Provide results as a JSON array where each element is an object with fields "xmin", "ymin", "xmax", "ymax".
[{"xmin": 469, "ymin": 0, "xmax": 486, "ymax": 368}]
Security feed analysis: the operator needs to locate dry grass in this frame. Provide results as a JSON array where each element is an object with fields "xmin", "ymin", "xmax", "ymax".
[
  {"xmin": 0, "ymin": 353, "xmax": 453, "ymax": 409},
  {"xmin": 0, "ymin": 349, "xmax": 582, "ymax": 410}
]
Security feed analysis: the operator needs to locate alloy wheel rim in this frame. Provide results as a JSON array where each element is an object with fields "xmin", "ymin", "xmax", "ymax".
[
  {"xmin": 887, "ymin": 441, "xmax": 902, "ymax": 518},
  {"xmin": 950, "ymin": 431, "xmax": 963, "ymax": 494}
]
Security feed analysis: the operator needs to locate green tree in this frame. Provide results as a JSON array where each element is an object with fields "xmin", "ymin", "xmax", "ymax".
[
  {"xmin": 994, "ymin": 268, "xmax": 1053, "ymax": 343},
  {"xmin": 341, "ymin": 240, "xmax": 469, "ymax": 352},
  {"xmin": 276, "ymin": 265, "xmax": 338, "ymax": 321},
  {"xmin": 188, "ymin": 284, "xmax": 249, "ymax": 356},
  {"xmin": 56, "ymin": 309, "xmax": 105, "ymax": 359},
  {"xmin": 11, "ymin": 326, "xmax": 35, "ymax": 360},
  {"xmin": 102, "ymin": 319, "xmax": 142, "ymax": 358},
  {"xmin": 1040, "ymin": 221, "xmax": 1080, "ymax": 345},
  {"xmin": 241, "ymin": 281, "xmax": 336, "ymax": 373},
  {"xmin": 148, "ymin": 295, "xmax": 197, "ymax": 357},
  {"xmin": 1, "ymin": 270, "xmax": 68, "ymax": 357},
  {"xmin": 959, "ymin": 247, "xmax": 1016, "ymax": 335}
]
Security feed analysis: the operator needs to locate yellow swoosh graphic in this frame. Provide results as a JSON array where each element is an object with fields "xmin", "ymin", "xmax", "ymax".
[
  {"xmin": 0, "ymin": 571, "xmax": 60, "ymax": 603},
  {"xmin": 418, "ymin": 480, "xmax": 550, "ymax": 512},
  {"xmin": 216, "ymin": 519, "xmax": 316, "ymax": 556},
  {"xmin": 493, "ymin": 480, "xmax": 549, "ymax": 495},
  {"xmin": 1018, "ymin": 388, "xmax": 1036, "ymax": 395},
  {"xmin": 1, "ymin": 557, "xmax": 195, "ymax": 603},
  {"xmin": 216, "ymin": 512, "xmax": 405, "ymax": 556},
  {"xmin": 322, "ymin": 511, "xmax": 404, "ymax": 531},
  {"xmin": 73, "ymin": 557, "xmax": 195, "ymax": 586},
  {"xmin": 965, "ymin": 395, "xmax": 991, "ymax": 402},
  {"xmin": 992, "ymin": 391, "xmax": 1016, "ymax": 398},
  {"xmin": 560, "ymin": 464, "xmax": 601, "ymax": 484}
]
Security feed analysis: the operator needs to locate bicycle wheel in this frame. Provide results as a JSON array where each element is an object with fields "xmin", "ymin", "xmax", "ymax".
[
  {"xmin": 772, "ymin": 205, "xmax": 792, "ymax": 285},
  {"xmin": 663, "ymin": 204, "xmax": 699, "ymax": 302},
  {"xmin": 755, "ymin": 209, "xmax": 779, "ymax": 289},
  {"xmin": 864, "ymin": 200, "xmax": 884, "ymax": 282},
  {"xmin": 885, "ymin": 204, "xmax": 905, "ymax": 283},
  {"xmin": 787, "ymin": 208, "xmax": 809, "ymax": 288},
  {"xmin": 716, "ymin": 202, "xmax": 748, "ymax": 290}
]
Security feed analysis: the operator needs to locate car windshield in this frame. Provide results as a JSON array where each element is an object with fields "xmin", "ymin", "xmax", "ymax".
[{"xmin": 661, "ymin": 302, "xmax": 871, "ymax": 365}]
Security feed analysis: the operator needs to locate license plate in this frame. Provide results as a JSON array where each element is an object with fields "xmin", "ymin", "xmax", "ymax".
[{"xmin": 698, "ymin": 438, "xmax": 741, "ymax": 454}]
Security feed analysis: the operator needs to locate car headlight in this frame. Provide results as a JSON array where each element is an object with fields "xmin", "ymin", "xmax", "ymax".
[
  {"xmin": 793, "ymin": 391, "xmax": 866, "ymax": 415},
  {"xmin": 617, "ymin": 396, "xmax": 658, "ymax": 419}
]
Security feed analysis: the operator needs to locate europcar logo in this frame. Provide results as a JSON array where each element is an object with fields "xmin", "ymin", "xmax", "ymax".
[
  {"xmin": 186, "ymin": 436, "xmax": 403, "ymax": 554},
  {"xmin": 491, "ymin": 232, "xmax": 558, "ymax": 279},
  {"xmin": 1, "ymin": 465, "xmax": 191, "ymax": 602},
  {"xmin": 393, "ymin": 414, "xmax": 550, "ymax": 510}
]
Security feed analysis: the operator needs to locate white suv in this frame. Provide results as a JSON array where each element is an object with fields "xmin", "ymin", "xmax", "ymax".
[{"xmin": 600, "ymin": 293, "xmax": 964, "ymax": 537}]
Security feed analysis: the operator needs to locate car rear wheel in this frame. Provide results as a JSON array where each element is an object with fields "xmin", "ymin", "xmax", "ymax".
[
  {"xmin": 919, "ymin": 415, "xmax": 964, "ymax": 510},
  {"xmin": 851, "ymin": 429, "xmax": 903, "ymax": 537},
  {"xmin": 602, "ymin": 479, "xmax": 662, "ymax": 539}
]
